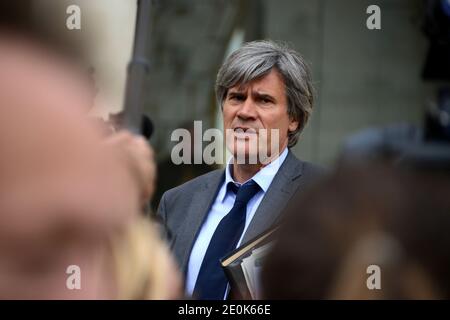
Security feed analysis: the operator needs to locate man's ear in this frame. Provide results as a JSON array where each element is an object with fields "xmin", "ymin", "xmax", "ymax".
[{"xmin": 288, "ymin": 119, "xmax": 299, "ymax": 133}]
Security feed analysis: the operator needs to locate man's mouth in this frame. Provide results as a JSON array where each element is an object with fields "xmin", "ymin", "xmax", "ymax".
[
  {"xmin": 233, "ymin": 127, "xmax": 258, "ymax": 139},
  {"xmin": 234, "ymin": 127, "xmax": 257, "ymax": 133}
]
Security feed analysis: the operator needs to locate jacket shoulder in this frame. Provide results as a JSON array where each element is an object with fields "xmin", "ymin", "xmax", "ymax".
[
  {"xmin": 301, "ymin": 161, "xmax": 326, "ymax": 177},
  {"xmin": 286, "ymin": 151, "xmax": 326, "ymax": 181},
  {"xmin": 161, "ymin": 168, "xmax": 224, "ymax": 201}
]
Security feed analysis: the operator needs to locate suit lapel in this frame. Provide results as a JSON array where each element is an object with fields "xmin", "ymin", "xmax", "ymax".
[
  {"xmin": 175, "ymin": 152, "xmax": 304, "ymax": 271},
  {"xmin": 241, "ymin": 152, "xmax": 304, "ymax": 243},
  {"xmin": 174, "ymin": 170, "xmax": 225, "ymax": 273}
]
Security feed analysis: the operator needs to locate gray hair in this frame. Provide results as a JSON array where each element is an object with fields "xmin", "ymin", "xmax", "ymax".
[{"xmin": 215, "ymin": 40, "xmax": 314, "ymax": 148}]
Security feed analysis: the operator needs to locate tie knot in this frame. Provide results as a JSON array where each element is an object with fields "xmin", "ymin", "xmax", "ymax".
[{"xmin": 228, "ymin": 180, "xmax": 261, "ymax": 205}]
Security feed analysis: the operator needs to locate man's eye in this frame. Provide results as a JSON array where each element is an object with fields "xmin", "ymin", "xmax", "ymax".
[{"xmin": 230, "ymin": 95, "xmax": 245, "ymax": 101}]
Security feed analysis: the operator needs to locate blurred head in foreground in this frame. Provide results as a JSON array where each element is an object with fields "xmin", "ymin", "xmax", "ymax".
[
  {"xmin": 0, "ymin": 2, "xmax": 181, "ymax": 299},
  {"xmin": 262, "ymin": 163, "xmax": 450, "ymax": 299}
]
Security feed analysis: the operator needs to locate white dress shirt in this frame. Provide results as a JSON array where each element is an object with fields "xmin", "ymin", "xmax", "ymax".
[{"xmin": 186, "ymin": 148, "xmax": 289, "ymax": 296}]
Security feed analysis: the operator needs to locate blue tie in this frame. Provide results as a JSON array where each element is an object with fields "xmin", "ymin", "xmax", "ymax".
[{"xmin": 193, "ymin": 180, "xmax": 261, "ymax": 300}]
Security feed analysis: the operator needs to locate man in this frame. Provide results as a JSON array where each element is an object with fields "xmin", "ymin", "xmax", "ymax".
[{"xmin": 158, "ymin": 40, "xmax": 323, "ymax": 299}]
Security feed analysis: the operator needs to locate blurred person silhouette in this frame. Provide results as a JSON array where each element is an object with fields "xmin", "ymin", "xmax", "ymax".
[
  {"xmin": 262, "ymin": 162, "xmax": 450, "ymax": 299},
  {"xmin": 0, "ymin": 2, "xmax": 182, "ymax": 299}
]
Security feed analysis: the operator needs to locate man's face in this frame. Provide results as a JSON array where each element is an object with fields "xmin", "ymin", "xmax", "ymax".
[{"xmin": 223, "ymin": 69, "xmax": 298, "ymax": 164}]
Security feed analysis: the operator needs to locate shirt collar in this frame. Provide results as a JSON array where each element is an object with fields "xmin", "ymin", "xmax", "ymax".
[{"xmin": 219, "ymin": 147, "xmax": 289, "ymax": 202}]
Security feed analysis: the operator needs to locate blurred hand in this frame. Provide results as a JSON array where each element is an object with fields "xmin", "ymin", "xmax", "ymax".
[{"xmin": 105, "ymin": 131, "xmax": 156, "ymax": 205}]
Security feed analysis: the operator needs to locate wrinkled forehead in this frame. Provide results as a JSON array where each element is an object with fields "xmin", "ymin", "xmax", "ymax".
[{"xmin": 226, "ymin": 68, "xmax": 286, "ymax": 94}]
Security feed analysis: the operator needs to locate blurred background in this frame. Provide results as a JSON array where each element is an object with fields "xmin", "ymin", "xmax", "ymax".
[{"xmin": 21, "ymin": 0, "xmax": 450, "ymax": 206}]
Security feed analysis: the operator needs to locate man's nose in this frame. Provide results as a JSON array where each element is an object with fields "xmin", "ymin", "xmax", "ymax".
[{"xmin": 236, "ymin": 97, "xmax": 257, "ymax": 120}]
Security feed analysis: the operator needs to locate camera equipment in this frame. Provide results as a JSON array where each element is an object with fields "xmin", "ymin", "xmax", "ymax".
[
  {"xmin": 342, "ymin": 88, "xmax": 450, "ymax": 172},
  {"xmin": 122, "ymin": 0, "xmax": 153, "ymax": 137}
]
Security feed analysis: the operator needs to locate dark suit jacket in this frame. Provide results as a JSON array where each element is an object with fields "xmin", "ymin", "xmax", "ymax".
[{"xmin": 157, "ymin": 151, "xmax": 323, "ymax": 274}]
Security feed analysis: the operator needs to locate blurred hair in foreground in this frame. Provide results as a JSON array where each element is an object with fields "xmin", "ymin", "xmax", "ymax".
[{"xmin": 262, "ymin": 162, "xmax": 450, "ymax": 299}]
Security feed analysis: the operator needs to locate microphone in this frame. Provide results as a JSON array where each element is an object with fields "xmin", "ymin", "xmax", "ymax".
[{"xmin": 141, "ymin": 114, "xmax": 154, "ymax": 141}]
